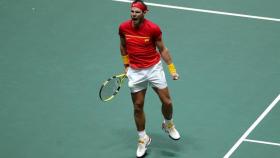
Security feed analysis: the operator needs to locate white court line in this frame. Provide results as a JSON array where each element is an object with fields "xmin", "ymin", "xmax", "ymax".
[
  {"xmin": 113, "ymin": 0, "xmax": 280, "ymax": 22},
  {"xmin": 244, "ymin": 139, "xmax": 280, "ymax": 147},
  {"xmin": 224, "ymin": 94, "xmax": 280, "ymax": 158}
]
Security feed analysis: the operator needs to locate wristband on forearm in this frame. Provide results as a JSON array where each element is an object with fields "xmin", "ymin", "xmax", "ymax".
[
  {"xmin": 122, "ymin": 55, "xmax": 129, "ymax": 66},
  {"xmin": 167, "ymin": 63, "xmax": 177, "ymax": 74}
]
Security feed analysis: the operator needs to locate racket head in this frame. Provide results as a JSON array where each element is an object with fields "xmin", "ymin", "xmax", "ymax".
[{"xmin": 99, "ymin": 74, "xmax": 126, "ymax": 102}]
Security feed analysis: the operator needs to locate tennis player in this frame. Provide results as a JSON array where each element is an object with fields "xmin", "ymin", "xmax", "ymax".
[{"xmin": 119, "ymin": 0, "xmax": 181, "ymax": 157}]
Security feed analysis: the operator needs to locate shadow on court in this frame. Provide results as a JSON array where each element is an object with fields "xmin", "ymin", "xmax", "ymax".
[
  {"xmin": 111, "ymin": 128, "xmax": 197, "ymax": 158},
  {"xmin": 150, "ymin": 133, "xmax": 182, "ymax": 157}
]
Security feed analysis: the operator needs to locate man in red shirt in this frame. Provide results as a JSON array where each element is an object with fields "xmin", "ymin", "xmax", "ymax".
[{"xmin": 119, "ymin": 0, "xmax": 181, "ymax": 157}]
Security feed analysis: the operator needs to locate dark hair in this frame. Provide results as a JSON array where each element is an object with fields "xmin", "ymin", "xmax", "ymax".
[{"xmin": 132, "ymin": 0, "xmax": 148, "ymax": 10}]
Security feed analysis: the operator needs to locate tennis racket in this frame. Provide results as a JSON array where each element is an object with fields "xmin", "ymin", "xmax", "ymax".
[{"xmin": 99, "ymin": 73, "xmax": 127, "ymax": 102}]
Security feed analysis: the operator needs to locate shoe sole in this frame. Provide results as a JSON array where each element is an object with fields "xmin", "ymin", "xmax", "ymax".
[{"xmin": 169, "ymin": 135, "xmax": 180, "ymax": 141}]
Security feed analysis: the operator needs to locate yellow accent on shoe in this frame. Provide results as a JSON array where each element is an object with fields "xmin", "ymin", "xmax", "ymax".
[
  {"xmin": 166, "ymin": 122, "xmax": 174, "ymax": 129},
  {"xmin": 138, "ymin": 140, "xmax": 144, "ymax": 144}
]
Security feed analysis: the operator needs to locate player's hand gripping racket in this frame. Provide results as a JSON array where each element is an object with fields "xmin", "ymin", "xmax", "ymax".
[{"xmin": 99, "ymin": 73, "xmax": 127, "ymax": 102}]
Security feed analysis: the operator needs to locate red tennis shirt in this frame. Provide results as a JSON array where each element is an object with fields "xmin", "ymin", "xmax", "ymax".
[{"xmin": 119, "ymin": 19, "xmax": 162, "ymax": 69}]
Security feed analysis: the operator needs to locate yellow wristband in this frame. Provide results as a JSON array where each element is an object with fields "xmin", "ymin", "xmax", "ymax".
[
  {"xmin": 122, "ymin": 55, "xmax": 129, "ymax": 65},
  {"xmin": 167, "ymin": 63, "xmax": 177, "ymax": 74}
]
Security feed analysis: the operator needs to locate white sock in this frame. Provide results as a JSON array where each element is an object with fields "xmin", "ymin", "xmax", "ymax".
[
  {"xmin": 138, "ymin": 130, "xmax": 147, "ymax": 139},
  {"xmin": 164, "ymin": 118, "xmax": 173, "ymax": 124}
]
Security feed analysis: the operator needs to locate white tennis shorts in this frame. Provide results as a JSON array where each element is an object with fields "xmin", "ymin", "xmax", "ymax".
[{"xmin": 127, "ymin": 61, "xmax": 168, "ymax": 93}]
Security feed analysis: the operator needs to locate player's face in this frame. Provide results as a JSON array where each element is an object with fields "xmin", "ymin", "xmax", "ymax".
[{"xmin": 131, "ymin": 7, "xmax": 145, "ymax": 26}]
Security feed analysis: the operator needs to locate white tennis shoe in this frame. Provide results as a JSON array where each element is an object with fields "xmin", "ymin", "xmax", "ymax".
[
  {"xmin": 162, "ymin": 120, "xmax": 180, "ymax": 140},
  {"xmin": 136, "ymin": 135, "xmax": 151, "ymax": 158}
]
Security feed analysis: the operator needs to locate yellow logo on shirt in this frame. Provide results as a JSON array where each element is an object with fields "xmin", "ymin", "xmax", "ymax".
[{"xmin": 126, "ymin": 34, "xmax": 150, "ymax": 43}]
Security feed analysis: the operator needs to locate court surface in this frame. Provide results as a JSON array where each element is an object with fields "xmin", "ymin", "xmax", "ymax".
[{"xmin": 0, "ymin": 0, "xmax": 279, "ymax": 157}]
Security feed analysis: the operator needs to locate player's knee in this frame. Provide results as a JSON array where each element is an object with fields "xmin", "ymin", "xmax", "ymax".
[{"xmin": 134, "ymin": 102, "xmax": 144, "ymax": 113}]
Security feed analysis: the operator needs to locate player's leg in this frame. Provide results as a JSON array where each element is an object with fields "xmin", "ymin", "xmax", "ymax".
[
  {"xmin": 131, "ymin": 89, "xmax": 147, "ymax": 132},
  {"xmin": 127, "ymin": 65, "xmax": 151, "ymax": 157},
  {"xmin": 131, "ymin": 89, "xmax": 151, "ymax": 157},
  {"xmin": 153, "ymin": 87, "xmax": 180, "ymax": 140},
  {"xmin": 146, "ymin": 61, "xmax": 180, "ymax": 140},
  {"xmin": 148, "ymin": 61, "xmax": 173, "ymax": 117},
  {"xmin": 152, "ymin": 87, "xmax": 172, "ymax": 120}
]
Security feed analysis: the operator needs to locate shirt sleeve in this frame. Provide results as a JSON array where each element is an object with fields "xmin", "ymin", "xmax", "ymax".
[
  {"xmin": 153, "ymin": 25, "xmax": 162, "ymax": 40},
  {"xmin": 119, "ymin": 24, "xmax": 125, "ymax": 38}
]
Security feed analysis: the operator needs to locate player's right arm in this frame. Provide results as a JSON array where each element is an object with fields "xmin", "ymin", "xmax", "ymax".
[{"xmin": 120, "ymin": 36, "xmax": 129, "ymax": 74}]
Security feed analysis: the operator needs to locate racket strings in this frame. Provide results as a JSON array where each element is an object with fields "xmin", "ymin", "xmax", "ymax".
[{"xmin": 100, "ymin": 78, "xmax": 120, "ymax": 100}]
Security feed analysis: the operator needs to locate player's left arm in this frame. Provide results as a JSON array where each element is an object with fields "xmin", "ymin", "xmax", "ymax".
[{"xmin": 156, "ymin": 38, "xmax": 179, "ymax": 80}]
